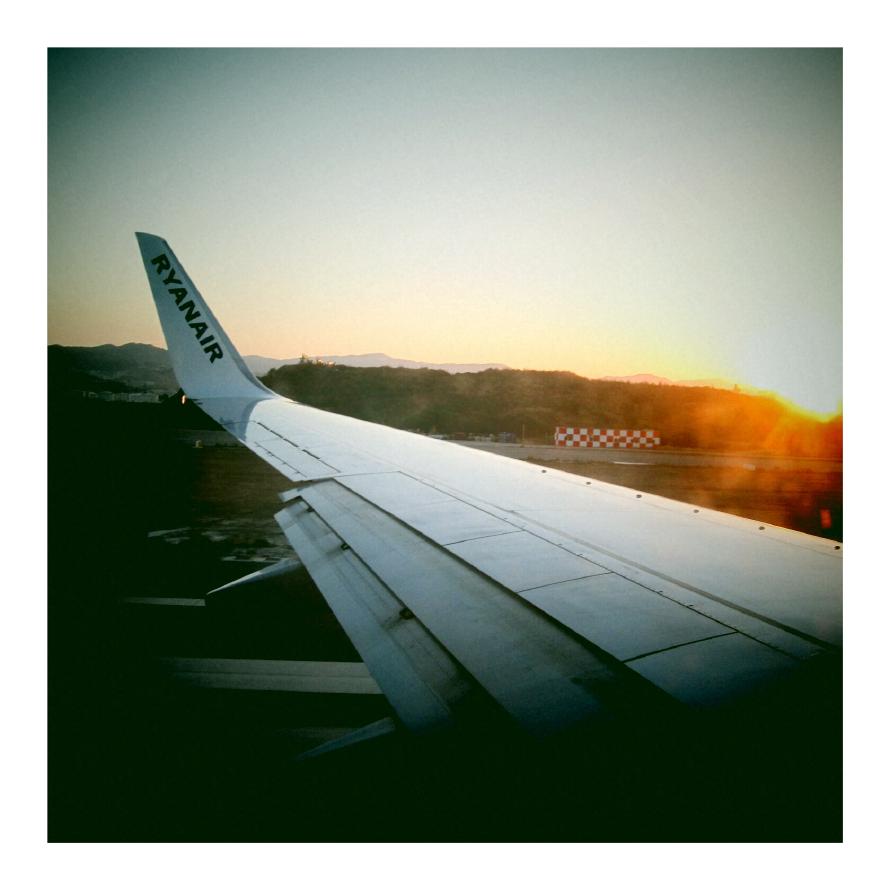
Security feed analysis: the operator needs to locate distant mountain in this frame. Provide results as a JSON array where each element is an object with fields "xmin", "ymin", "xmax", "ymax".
[
  {"xmin": 243, "ymin": 352, "xmax": 511, "ymax": 376},
  {"xmin": 47, "ymin": 344, "xmax": 509, "ymax": 394},
  {"xmin": 598, "ymin": 373, "xmax": 735, "ymax": 390}
]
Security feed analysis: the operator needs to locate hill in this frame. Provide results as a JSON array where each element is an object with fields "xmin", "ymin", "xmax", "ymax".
[{"xmin": 48, "ymin": 343, "xmax": 177, "ymax": 393}]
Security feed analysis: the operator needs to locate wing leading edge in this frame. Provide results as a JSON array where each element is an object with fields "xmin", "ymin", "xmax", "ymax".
[{"xmin": 136, "ymin": 233, "xmax": 842, "ymax": 738}]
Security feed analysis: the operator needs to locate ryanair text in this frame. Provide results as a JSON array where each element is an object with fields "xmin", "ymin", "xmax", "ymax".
[{"xmin": 150, "ymin": 253, "xmax": 224, "ymax": 363}]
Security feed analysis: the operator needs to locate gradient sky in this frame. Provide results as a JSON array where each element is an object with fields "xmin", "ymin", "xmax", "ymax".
[{"xmin": 47, "ymin": 48, "xmax": 841, "ymax": 414}]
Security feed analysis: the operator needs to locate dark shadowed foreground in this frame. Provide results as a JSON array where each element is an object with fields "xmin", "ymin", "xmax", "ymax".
[{"xmin": 48, "ymin": 398, "xmax": 841, "ymax": 841}]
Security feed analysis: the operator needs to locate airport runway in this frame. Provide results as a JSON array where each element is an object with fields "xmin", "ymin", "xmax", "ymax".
[
  {"xmin": 180, "ymin": 430, "xmax": 842, "ymax": 474},
  {"xmin": 460, "ymin": 440, "xmax": 842, "ymax": 473}
]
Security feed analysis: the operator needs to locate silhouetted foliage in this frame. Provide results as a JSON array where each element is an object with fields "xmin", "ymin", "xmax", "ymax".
[
  {"xmin": 263, "ymin": 365, "xmax": 842, "ymax": 459},
  {"xmin": 48, "ymin": 343, "xmax": 178, "ymax": 392}
]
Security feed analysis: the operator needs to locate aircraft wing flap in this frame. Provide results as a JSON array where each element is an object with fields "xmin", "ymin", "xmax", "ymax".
[
  {"xmin": 274, "ymin": 498, "xmax": 487, "ymax": 733},
  {"xmin": 296, "ymin": 480, "xmax": 632, "ymax": 734}
]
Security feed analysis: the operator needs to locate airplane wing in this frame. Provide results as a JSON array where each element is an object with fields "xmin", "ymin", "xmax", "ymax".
[{"xmin": 136, "ymin": 232, "xmax": 842, "ymax": 740}]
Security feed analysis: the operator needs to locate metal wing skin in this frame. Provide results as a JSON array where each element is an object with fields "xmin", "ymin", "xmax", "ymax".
[{"xmin": 137, "ymin": 232, "xmax": 842, "ymax": 740}]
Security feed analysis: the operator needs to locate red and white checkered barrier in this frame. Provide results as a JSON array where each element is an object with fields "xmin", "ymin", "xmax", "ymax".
[{"xmin": 554, "ymin": 427, "xmax": 660, "ymax": 448}]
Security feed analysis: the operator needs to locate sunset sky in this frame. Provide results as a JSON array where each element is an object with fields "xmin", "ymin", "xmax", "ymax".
[{"xmin": 47, "ymin": 48, "xmax": 842, "ymax": 415}]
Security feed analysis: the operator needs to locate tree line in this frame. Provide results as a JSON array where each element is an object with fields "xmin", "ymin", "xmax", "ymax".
[{"xmin": 262, "ymin": 364, "xmax": 842, "ymax": 458}]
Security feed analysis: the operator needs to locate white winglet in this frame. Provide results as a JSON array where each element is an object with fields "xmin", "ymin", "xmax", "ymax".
[{"xmin": 136, "ymin": 232, "xmax": 272, "ymax": 400}]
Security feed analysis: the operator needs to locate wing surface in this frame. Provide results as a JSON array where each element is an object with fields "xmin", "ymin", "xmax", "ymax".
[{"xmin": 137, "ymin": 233, "xmax": 842, "ymax": 737}]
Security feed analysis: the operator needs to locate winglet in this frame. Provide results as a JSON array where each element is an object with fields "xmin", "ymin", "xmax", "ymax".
[{"xmin": 136, "ymin": 232, "xmax": 272, "ymax": 400}]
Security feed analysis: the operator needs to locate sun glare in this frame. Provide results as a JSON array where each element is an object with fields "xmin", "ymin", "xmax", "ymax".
[{"xmin": 743, "ymin": 386, "xmax": 841, "ymax": 423}]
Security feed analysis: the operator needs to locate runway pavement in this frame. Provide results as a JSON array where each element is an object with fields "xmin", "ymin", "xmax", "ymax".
[{"xmin": 459, "ymin": 440, "xmax": 842, "ymax": 473}]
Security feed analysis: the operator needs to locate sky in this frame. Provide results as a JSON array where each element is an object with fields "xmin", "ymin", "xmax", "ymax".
[{"xmin": 47, "ymin": 48, "xmax": 842, "ymax": 415}]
